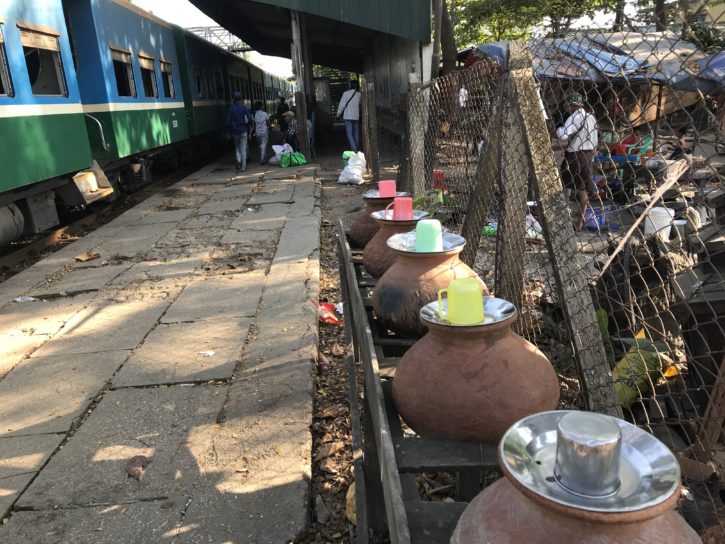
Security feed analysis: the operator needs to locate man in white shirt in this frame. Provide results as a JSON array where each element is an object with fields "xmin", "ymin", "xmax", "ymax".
[
  {"xmin": 556, "ymin": 94, "xmax": 598, "ymax": 230},
  {"xmin": 337, "ymin": 81, "xmax": 361, "ymax": 152}
]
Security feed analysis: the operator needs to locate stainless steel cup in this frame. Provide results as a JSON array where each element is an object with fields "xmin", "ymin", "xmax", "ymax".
[{"xmin": 554, "ymin": 411, "xmax": 622, "ymax": 497}]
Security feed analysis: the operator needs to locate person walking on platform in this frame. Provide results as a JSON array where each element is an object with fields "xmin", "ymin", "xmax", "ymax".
[
  {"xmin": 253, "ymin": 101, "xmax": 270, "ymax": 164},
  {"xmin": 556, "ymin": 94, "xmax": 598, "ymax": 230},
  {"xmin": 276, "ymin": 95, "xmax": 290, "ymax": 133},
  {"xmin": 226, "ymin": 91, "xmax": 253, "ymax": 171},
  {"xmin": 337, "ymin": 80, "xmax": 361, "ymax": 152}
]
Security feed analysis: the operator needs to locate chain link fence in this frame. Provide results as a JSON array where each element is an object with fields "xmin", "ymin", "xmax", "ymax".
[{"xmin": 365, "ymin": 30, "xmax": 725, "ymax": 539}]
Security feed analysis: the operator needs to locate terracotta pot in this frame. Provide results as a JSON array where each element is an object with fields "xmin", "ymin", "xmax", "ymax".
[
  {"xmin": 373, "ymin": 233, "xmax": 488, "ymax": 337},
  {"xmin": 363, "ymin": 211, "xmax": 428, "ymax": 278},
  {"xmin": 452, "ymin": 478, "xmax": 698, "ymax": 544},
  {"xmin": 452, "ymin": 411, "xmax": 700, "ymax": 544},
  {"xmin": 347, "ymin": 194, "xmax": 395, "ymax": 248},
  {"xmin": 392, "ymin": 299, "xmax": 559, "ymax": 442}
]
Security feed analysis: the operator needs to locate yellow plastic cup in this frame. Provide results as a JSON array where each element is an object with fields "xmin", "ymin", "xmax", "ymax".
[{"xmin": 437, "ymin": 278, "xmax": 484, "ymax": 325}]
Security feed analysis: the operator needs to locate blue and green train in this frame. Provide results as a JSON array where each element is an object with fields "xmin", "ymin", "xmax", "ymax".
[{"xmin": 0, "ymin": 0, "xmax": 292, "ymax": 244}]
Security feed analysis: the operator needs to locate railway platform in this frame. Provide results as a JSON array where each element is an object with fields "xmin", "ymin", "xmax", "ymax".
[{"xmin": 0, "ymin": 158, "xmax": 321, "ymax": 543}]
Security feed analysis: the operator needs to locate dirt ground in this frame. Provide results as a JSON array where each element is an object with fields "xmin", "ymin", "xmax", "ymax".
[{"xmin": 295, "ymin": 157, "xmax": 370, "ymax": 543}]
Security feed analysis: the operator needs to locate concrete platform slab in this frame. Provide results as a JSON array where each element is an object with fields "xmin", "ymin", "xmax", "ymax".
[
  {"xmin": 112, "ymin": 317, "xmax": 252, "ymax": 387},
  {"xmin": 177, "ymin": 214, "xmax": 233, "ymax": 231},
  {"xmin": 247, "ymin": 186, "xmax": 294, "ymax": 205},
  {"xmin": 132, "ymin": 208, "xmax": 194, "ymax": 225},
  {"xmin": 0, "ymin": 434, "xmax": 64, "ymax": 514},
  {"xmin": 109, "ymin": 255, "xmax": 206, "ymax": 287},
  {"xmin": 229, "ymin": 203, "xmax": 288, "ymax": 232},
  {"xmin": 29, "ymin": 264, "xmax": 132, "ymax": 297},
  {"xmin": 154, "ymin": 227, "xmax": 225, "ymax": 249},
  {"xmin": 89, "ymin": 224, "xmax": 176, "ymax": 259},
  {"xmin": 2, "ymin": 499, "xmax": 186, "ymax": 543},
  {"xmin": 30, "ymin": 297, "xmax": 169, "ymax": 358},
  {"xmin": 219, "ymin": 227, "xmax": 278, "ymax": 246},
  {"xmin": 160, "ymin": 270, "xmax": 265, "ymax": 323},
  {"xmin": 197, "ymin": 198, "xmax": 246, "ymax": 216},
  {"xmin": 0, "ymin": 331, "xmax": 50, "ymax": 378},
  {"xmin": 0, "ymin": 351, "xmax": 129, "ymax": 436},
  {"xmin": 0, "ymin": 293, "xmax": 93, "ymax": 337},
  {"xmin": 175, "ymin": 364, "xmax": 313, "ymax": 543},
  {"xmin": 17, "ymin": 385, "xmax": 226, "ymax": 508},
  {"xmin": 207, "ymin": 184, "xmax": 254, "ymax": 201},
  {"xmin": 273, "ymin": 215, "xmax": 320, "ymax": 264}
]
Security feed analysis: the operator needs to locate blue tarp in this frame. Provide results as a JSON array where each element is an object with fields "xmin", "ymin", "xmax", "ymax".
[
  {"xmin": 466, "ymin": 32, "xmax": 721, "ymax": 93},
  {"xmin": 699, "ymin": 51, "xmax": 725, "ymax": 86}
]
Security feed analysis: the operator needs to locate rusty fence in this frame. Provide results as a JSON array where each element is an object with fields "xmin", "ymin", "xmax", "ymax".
[{"xmin": 361, "ymin": 32, "xmax": 725, "ymax": 538}]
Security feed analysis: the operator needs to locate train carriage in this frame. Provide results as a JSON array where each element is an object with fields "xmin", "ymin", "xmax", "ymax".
[
  {"xmin": 0, "ymin": 0, "xmax": 292, "ymax": 245},
  {"xmin": 0, "ymin": 0, "xmax": 93, "ymax": 237},
  {"xmin": 64, "ymin": 0, "xmax": 190, "ymax": 160}
]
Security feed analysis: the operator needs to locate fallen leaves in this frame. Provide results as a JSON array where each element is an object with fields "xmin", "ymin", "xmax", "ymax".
[
  {"xmin": 314, "ymin": 441, "xmax": 345, "ymax": 462},
  {"xmin": 125, "ymin": 455, "xmax": 153, "ymax": 481}
]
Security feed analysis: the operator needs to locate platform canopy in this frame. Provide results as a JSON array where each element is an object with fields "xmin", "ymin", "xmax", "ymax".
[{"xmin": 189, "ymin": 0, "xmax": 431, "ymax": 72}]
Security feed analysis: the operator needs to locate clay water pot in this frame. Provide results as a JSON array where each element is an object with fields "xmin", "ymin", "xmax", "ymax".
[
  {"xmin": 452, "ymin": 411, "xmax": 700, "ymax": 544},
  {"xmin": 347, "ymin": 190, "xmax": 409, "ymax": 248},
  {"xmin": 363, "ymin": 210, "xmax": 429, "ymax": 278},
  {"xmin": 373, "ymin": 231, "xmax": 488, "ymax": 337},
  {"xmin": 392, "ymin": 297, "xmax": 559, "ymax": 442}
]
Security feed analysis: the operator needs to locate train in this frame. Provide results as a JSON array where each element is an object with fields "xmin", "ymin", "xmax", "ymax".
[{"xmin": 0, "ymin": 0, "xmax": 292, "ymax": 245}]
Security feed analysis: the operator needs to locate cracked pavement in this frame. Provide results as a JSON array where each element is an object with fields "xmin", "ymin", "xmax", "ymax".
[{"xmin": 0, "ymin": 159, "xmax": 321, "ymax": 543}]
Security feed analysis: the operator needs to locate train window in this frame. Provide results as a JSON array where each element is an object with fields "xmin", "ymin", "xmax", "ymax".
[
  {"xmin": 160, "ymin": 61, "xmax": 174, "ymax": 98},
  {"xmin": 195, "ymin": 70, "xmax": 204, "ymax": 98},
  {"xmin": 214, "ymin": 70, "xmax": 223, "ymax": 99},
  {"xmin": 206, "ymin": 73, "xmax": 214, "ymax": 99},
  {"xmin": 138, "ymin": 55, "xmax": 157, "ymax": 98},
  {"xmin": 20, "ymin": 28, "xmax": 67, "ymax": 96},
  {"xmin": 0, "ymin": 27, "xmax": 13, "ymax": 97},
  {"xmin": 111, "ymin": 48, "xmax": 135, "ymax": 97}
]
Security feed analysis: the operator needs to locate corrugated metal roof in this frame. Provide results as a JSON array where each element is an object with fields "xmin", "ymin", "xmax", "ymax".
[
  {"xmin": 190, "ymin": 0, "xmax": 430, "ymax": 71},
  {"xmin": 251, "ymin": 0, "xmax": 430, "ymax": 43}
]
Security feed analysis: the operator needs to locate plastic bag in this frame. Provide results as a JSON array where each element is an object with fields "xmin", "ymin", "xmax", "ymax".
[
  {"xmin": 280, "ymin": 151, "xmax": 308, "ymax": 168},
  {"xmin": 338, "ymin": 151, "xmax": 366, "ymax": 184},
  {"xmin": 269, "ymin": 143, "xmax": 293, "ymax": 166}
]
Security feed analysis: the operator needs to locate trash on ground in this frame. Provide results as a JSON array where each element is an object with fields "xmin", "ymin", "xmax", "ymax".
[
  {"xmin": 125, "ymin": 455, "xmax": 153, "ymax": 481},
  {"xmin": 75, "ymin": 251, "xmax": 101, "ymax": 262},
  {"xmin": 198, "ymin": 350, "xmax": 215, "ymax": 357},
  {"xmin": 14, "ymin": 296, "xmax": 37, "ymax": 303}
]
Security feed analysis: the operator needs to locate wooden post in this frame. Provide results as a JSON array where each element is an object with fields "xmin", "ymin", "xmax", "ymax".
[
  {"xmin": 495, "ymin": 96, "xmax": 528, "ymax": 310},
  {"xmin": 459, "ymin": 77, "xmax": 506, "ymax": 267},
  {"xmin": 507, "ymin": 41, "xmax": 622, "ymax": 417},
  {"xmin": 409, "ymin": 85, "xmax": 429, "ymax": 197},
  {"xmin": 290, "ymin": 11, "xmax": 310, "ymax": 159},
  {"xmin": 365, "ymin": 81, "xmax": 381, "ymax": 181}
]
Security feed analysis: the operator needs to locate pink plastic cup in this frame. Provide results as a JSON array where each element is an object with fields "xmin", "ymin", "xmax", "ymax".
[
  {"xmin": 384, "ymin": 197, "xmax": 414, "ymax": 220},
  {"xmin": 378, "ymin": 179, "xmax": 397, "ymax": 197}
]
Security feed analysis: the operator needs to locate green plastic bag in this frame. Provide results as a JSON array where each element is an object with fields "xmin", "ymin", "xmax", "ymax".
[
  {"xmin": 342, "ymin": 150, "xmax": 356, "ymax": 167},
  {"xmin": 280, "ymin": 151, "xmax": 308, "ymax": 168}
]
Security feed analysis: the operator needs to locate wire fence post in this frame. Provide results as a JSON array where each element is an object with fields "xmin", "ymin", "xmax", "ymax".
[
  {"xmin": 364, "ymin": 81, "xmax": 381, "ymax": 181},
  {"xmin": 407, "ymin": 81, "xmax": 430, "ymax": 197},
  {"xmin": 508, "ymin": 40, "xmax": 622, "ymax": 417},
  {"xmin": 459, "ymin": 79, "xmax": 506, "ymax": 267}
]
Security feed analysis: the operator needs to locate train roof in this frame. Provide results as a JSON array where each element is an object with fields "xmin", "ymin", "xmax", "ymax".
[{"xmin": 110, "ymin": 0, "xmax": 285, "ymax": 84}]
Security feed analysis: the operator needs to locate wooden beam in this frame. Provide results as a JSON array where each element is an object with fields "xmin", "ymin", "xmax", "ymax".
[
  {"xmin": 507, "ymin": 41, "xmax": 622, "ymax": 417},
  {"xmin": 364, "ymin": 81, "xmax": 381, "ymax": 181},
  {"xmin": 460, "ymin": 77, "xmax": 506, "ymax": 267}
]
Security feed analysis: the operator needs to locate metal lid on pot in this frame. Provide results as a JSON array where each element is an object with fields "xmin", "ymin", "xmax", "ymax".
[
  {"xmin": 420, "ymin": 296, "xmax": 516, "ymax": 327},
  {"xmin": 370, "ymin": 210, "xmax": 429, "ymax": 222},
  {"xmin": 362, "ymin": 189, "xmax": 410, "ymax": 199},
  {"xmin": 387, "ymin": 231, "xmax": 466, "ymax": 254},
  {"xmin": 499, "ymin": 410, "xmax": 681, "ymax": 514}
]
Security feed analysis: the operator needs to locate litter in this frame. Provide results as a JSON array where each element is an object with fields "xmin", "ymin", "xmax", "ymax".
[
  {"xmin": 14, "ymin": 296, "xmax": 37, "ymax": 303},
  {"xmin": 75, "ymin": 251, "xmax": 101, "ymax": 262},
  {"xmin": 312, "ymin": 300, "xmax": 342, "ymax": 325},
  {"xmin": 335, "ymin": 302, "xmax": 344, "ymax": 315},
  {"xmin": 198, "ymin": 350, "xmax": 215, "ymax": 357}
]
